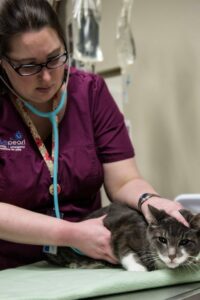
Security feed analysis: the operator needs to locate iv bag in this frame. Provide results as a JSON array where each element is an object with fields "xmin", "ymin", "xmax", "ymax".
[
  {"xmin": 116, "ymin": 0, "xmax": 136, "ymax": 72},
  {"xmin": 72, "ymin": 0, "xmax": 103, "ymax": 63}
]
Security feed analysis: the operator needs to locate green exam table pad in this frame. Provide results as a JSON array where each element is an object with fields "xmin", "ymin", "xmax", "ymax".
[{"xmin": 0, "ymin": 261, "xmax": 200, "ymax": 300}]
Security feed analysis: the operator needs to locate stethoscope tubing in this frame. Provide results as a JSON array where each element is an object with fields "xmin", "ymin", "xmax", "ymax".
[{"xmin": 23, "ymin": 90, "xmax": 67, "ymax": 219}]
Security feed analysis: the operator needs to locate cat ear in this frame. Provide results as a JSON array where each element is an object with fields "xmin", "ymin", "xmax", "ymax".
[
  {"xmin": 148, "ymin": 205, "xmax": 169, "ymax": 223},
  {"xmin": 189, "ymin": 213, "xmax": 200, "ymax": 229},
  {"xmin": 179, "ymin": 209, "xmax": 194, "ymax": 223}
]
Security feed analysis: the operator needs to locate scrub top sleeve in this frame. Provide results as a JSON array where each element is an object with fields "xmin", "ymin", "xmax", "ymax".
[{"xmin": 90, "ymin": 75, "xmax": 135, "ymax": 163}]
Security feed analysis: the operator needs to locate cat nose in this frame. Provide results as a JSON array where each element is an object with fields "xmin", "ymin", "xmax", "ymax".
[{"xmin": 169, "ymin": 254, "xmax": 176, "ymax": 261}]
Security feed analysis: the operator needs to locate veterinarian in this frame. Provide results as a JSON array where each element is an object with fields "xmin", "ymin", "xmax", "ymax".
[{"xmin": 0, "ymin": 0, "xmax": 188, "ymax": 270}]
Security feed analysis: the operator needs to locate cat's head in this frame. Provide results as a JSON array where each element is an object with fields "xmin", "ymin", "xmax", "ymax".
[{"xmin": 147, "ymin": 205, "xmax": 200, "ymax": 269}]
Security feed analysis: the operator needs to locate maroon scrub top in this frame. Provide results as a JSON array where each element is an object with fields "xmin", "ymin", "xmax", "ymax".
[{"xmin": 0, "ymin": 67, "xmax": 134, "ymax": 269}]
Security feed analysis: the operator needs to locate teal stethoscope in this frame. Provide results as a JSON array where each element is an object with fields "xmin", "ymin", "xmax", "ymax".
[
  {"xmin": 23, "ymin": 85, "xmax": 66, "ymax": 220},
  {"xmin": 0, "ymin": 59, "xmax": 84, "ymax": 255}
]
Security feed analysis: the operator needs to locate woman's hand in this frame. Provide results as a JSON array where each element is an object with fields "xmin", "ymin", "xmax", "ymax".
[
  {"xmin": 141, "ymin": 196, "xmax": 189, "ymax": 227},
  {"xmin": 70, "ymin": 216, "xmax": 118, "ymax": 264}
]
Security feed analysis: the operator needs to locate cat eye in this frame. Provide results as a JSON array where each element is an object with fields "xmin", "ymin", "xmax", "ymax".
[
  {"xmin": 158, "ymin": 237, "xmax": 167, "ymax": 244},
  {"xmin": 179, "ymin": 239, "xmax": 190, "ymax": 246}
]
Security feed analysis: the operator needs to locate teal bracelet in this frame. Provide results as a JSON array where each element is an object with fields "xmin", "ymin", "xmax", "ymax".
[{"xmin": 138, "ymin": 193, "xmax": 161, "ymax": 211}]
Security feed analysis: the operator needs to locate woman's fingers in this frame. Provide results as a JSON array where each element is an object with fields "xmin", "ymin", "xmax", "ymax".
[
  {"xmin": 168, "ymin": 210, "xmax": 189, "ymax": 227},
  {"xmin": 142, "ymin": 197, "xmax": 190, "ymax": 227}
]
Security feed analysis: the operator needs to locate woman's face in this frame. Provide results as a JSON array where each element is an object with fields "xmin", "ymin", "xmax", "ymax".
[{"xmin": 1, "ymin": 27, "xmax": 66, "ymax": 104}]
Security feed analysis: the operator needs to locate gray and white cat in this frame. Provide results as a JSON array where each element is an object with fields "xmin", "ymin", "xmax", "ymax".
[{"xmin": 46, "ymin": 203, "xmax": 200, "ymax": 271}]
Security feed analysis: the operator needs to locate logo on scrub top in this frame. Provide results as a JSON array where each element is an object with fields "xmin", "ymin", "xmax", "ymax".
[{"xmin": 0, "ymin": 131, "xmax": 26, "ymax": 151}]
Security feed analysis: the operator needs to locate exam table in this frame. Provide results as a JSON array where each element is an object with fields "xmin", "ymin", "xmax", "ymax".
[
  {"xmin": 1, "ymin": 261, "xmax": 200, "ymax": 300},
  {"xmin": 93, "ymin": 282, "xmax": 200, "ymax": 300}
]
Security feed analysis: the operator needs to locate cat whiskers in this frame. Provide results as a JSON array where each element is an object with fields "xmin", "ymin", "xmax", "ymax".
[
  {"xmin": 183, "ymin": 256, "xmax": 200, "ymax": 272},
  {"xmin": 137, "ymin": 250, "xmax": 160, "ymax": 266},
  {"xmin": 182, "ymin": 262, "xmax": 197, "ymax": 273},
  {"xmin": 176, "ymin": 255, "xmax": 198, "ymax": 272}
]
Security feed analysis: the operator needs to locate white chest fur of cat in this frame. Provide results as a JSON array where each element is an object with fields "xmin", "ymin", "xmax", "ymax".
[
  {"xmin": 46, "ymin": 203, "xmax": 200, "ymax": 272},
  {"xmin": 121, "ymin": 253, "xmax": 148, "ymax": 272}
]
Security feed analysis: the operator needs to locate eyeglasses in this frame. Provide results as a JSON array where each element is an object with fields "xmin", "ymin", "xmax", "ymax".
[{"xmin": 3, "ymin": 51, "xmax": 68, "ymax": 76}]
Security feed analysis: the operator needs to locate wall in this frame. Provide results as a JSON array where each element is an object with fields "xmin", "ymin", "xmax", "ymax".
[
  {"xmin": 96, "ymin": 0, "xmax": 200, "ymax": 199},
  {"xmin": 57, "ymin": 0, "xmax": 200, "ymax": 201}
]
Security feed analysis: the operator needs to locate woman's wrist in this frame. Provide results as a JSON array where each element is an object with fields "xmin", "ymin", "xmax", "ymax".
[
  {"xmin": 52, "ymin": 219, "xmax": 77, "ymax": 247},
  {"xmin": 137, "ymin": 193, "xmax": 161, "ymax": 211}
]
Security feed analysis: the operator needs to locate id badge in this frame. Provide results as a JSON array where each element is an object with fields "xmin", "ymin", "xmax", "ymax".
[{"xmin": 43, "ymin": 244, "xmax": 58, "ymax": 255}]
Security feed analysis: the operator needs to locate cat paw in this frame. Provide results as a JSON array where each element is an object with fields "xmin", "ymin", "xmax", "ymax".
[
  {"xmin": 121, "ymin": 253, "xmax": 148, "ymax": 272},
  {"xmin": 126, "ymin": 264, "xmax": 148, "ymax": 272}
]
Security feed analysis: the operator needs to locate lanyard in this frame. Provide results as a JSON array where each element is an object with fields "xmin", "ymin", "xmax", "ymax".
[{"xmin": 12, "ymin": 89, "xmax": 67, "ymax": 219}]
